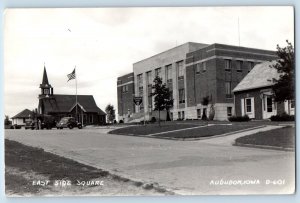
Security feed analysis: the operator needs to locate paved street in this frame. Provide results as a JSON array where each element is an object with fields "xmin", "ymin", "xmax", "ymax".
[{"xmin": 5, "ymin": 127, "xmax": 295, "ymax": 195}]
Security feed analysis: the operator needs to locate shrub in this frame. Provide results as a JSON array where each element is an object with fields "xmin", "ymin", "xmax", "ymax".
[
  {"xmin": 228, "ymin": 115, "xmax": 250, "ymax": 122},
  {"xmin": 150, "ymin": 117, "xmax": 156, "ymax": 123},
  {"xmin": 270, "ymin": 113, "xmax": 294, "ymax": 121},
  {"xmin": 119, "ymin": 120, "xmax": 124, "ymax": 124}
]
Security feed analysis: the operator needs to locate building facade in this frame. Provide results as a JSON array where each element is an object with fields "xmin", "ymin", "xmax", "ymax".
[
  {"xmin": 117, "ymin": 42, "xmax": 278, "ymax": 121},
  {"xmin": 38, "ymin": 67, "xmax": 106, "ymax": 125},
  {"xmin": 11, "ymin": 109, "xmax": 33, "ymax": 126},
  {"xmin": 233, "ymin": 61, "xmax": 295, "ymax": 120}
]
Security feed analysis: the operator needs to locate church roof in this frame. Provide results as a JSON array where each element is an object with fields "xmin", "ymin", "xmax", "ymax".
[
  {"xmin": 12, "ymin": 109, "xmax": 34, "ymax": 119},
  {"xmin": 41, "ymin": 94, "xmax": 106, "ymax": 115},
  {"xmin": 233, "ymin": 60, "xmax": 280, "ymax": 93}
]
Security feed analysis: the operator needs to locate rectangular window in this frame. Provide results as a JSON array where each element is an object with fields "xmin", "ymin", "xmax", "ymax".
[
  {"xmin": 197, "ymin": 109, "xmax": 201, "ymax": 119},
  {"xmin": 227, "ymin": 107, "xmax": 232, "ymax": 117},
  {"xmin": 148, "ymin": 96, "xmax": 152, "ymax": 109},
  {"xmin": 246, "ymin": 98, "xmax": 252, "ymax": 113},
  {"xmin": 146, "ymin": 71, "xmax": 152, "ymax": 84},
  {"xmin": 166, "ymin": 64, "xmax": 172, "ymax": 82},
  {"xmin": 196, "ymin": 63, "xmax": 201, "ymax": 74},
  {"xmin": 170, "ymin": 112, "xmax": 173, "ymax": 120},
  {"xmin": 225, "ymin": 59, "xmax": 232, "ymax": 71},
  {"xmin": 291, "ymin": 100, "xmax": 295, "ymax": 108},
  {"xmin": 225, "ymin": 82, "xmax": 232, "ymax": 98},
  {"xmin": 182, "ymin": 111, "xmax": 185, "ymax": 120},
  {"xmin": 137, "ymin": 74, "xmax": 143, "ymax": 87},
  {"xmin": 267, "ymin": 97, "xmax": 273, "ymax": 112},
  {"xmin": 202, "ymin": 62, "xmax": 207, "ymax": 72},
  {"xmin": 155, "ymin": 68, "xmax": 161, "ymax": 77},
  {"xmin": 237, "ymin": 60, "xmax": 243, "ymax": 72},
  {"xmin": 248, "ymin": 61, "xmax": 254, "ymax": 72},
  {"xmin": 179, "ymin": 88, "xmax": 185, "ymax": 104},
  {"xmin": 178, "ymin": 112, "xmax": 181, "ymax": 119},
  {"xmin": 177, "ymin": 61, "xmax": 184, "ymax": 79},
  {"xmin": 44, "ymin": 89, "xmax": 49, "ymax": 94}
]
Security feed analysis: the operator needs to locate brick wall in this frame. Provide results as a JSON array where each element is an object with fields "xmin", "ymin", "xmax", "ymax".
[{"xmin": 117, "ymin": 73, "xmax": 135, "ymax": 117}]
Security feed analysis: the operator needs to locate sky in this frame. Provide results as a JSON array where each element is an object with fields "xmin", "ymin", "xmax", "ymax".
[{"xmin": 4, "ymin": 7, "xmax": 294, "ymax": 118}]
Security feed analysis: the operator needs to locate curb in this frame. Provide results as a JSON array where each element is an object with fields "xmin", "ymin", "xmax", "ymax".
[{"xmin": 233, "ymin": 142, "xmax": 294, "ymax": 152}]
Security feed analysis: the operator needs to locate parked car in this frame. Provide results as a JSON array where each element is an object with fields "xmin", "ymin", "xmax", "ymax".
[
  {"xmin": 40, "ymin": 115, "xmax": 56, "ymax": 129},
  {"xmin": 12, "ymin": 124, "xmax": 22, "ymax": 129},
  {"xmin": 25, "ymin": 121, "xmax": 35, "ymax": 130},
  {"xmin": 56, "ymin": 117, "xmax": 82, "ymax": 129}
]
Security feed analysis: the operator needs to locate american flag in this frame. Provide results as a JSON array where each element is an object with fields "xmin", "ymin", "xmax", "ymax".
[{"xmin": 67, "ymin": 68, "xmax": 76, "ymax": 82}]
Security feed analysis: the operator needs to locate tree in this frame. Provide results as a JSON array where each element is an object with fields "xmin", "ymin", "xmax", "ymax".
[
  {"xmin": 150, "ymin": 76, "xmax": 173, "ymax": 126},
  {"xmin": 105, "ymin": 104, "xmax": 116, "ymax": 124},
  {"xmin": 4, "ymin": 115, "xmax": 11, "ymax": 125},
  {"xmin": 270, "ymin": 40, "xmax": 295, "ymax": 113}
]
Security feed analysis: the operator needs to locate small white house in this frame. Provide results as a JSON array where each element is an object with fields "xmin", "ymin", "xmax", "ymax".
[{"xmin": 11, "ymin": 109, "xmax": 33, "ymax": 126}]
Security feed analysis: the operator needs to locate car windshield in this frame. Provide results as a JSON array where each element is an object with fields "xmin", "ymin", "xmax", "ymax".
[{"xmin": 59, "ymin": 118, "xmax": 70, "ymax": 124}]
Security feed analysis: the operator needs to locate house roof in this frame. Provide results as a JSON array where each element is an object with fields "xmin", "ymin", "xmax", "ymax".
[
  {"xmin": 12, "ymin": 109, "xmax": 33, "ymax": 119},
  {"xmin": 41, "ymin": 94, "xmax": 106, "ymax": 115},
  {"xmin": 233, "ymin": 60, "xmax": 280, "ymax": 93}
]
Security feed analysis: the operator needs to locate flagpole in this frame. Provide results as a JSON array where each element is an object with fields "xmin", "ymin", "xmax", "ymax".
[{"xmin": 75, "ymin": 66, "xmax": 78, "ymax": 121}]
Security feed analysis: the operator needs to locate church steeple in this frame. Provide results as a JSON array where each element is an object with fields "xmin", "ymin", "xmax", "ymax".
[{"xmin": 39, "ymin": 64, "xmax": 53, "ymax": 99}]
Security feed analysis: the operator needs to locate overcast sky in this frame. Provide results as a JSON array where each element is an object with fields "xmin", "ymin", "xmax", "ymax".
[{"xmin": 4, "ymin": 7, "xmax": 294, "ymax": 118}]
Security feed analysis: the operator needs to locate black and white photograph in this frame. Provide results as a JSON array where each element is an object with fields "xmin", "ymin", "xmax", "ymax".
[{"xmin": 4, "ymin": 6, "xmax": 295, "ymax": 196}]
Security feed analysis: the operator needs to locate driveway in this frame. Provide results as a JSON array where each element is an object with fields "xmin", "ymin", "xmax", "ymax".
[{"xmin": 5, "ymin": 127, "xmax": 295, "ymax": 195}]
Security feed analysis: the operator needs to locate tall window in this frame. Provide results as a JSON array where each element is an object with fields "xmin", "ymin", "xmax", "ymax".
[
  {"xmin": 196, "ymin": 63, "xmax": 201, "ymax": 74},
  {"xmin": 179, "ymin": 88, "xmax": 185, "ymax": 104},
  {"xmin": 237, "ymin": 60, "xmax": 243, "ymax": 72},
  {"xmin": 227, "ymin": 107, "xmax": 232, "ymax": 117},
  {"xmin": 155, "ymin": 68, "xmax": 161, "ymax": 77},
  {"xmin": 146, "ymin": 71, "xmax": 152, "ymax": 84},
  {"xmin": 225, "ymin": 82, "xmax": 232, "ymax": 98},
  {"xmin": 246, "ymin": 98, "xmax": 252, "ymax": 113},
  {"xmin": 166, "ymin": 64, "xmax": 172, "ymax": 82},
  {"xmin": 225, "ymin": 59, "xmax": 232, "ymax": 71},
  {"xmin": 267, "ymin": 97, "xmax": 273, "ymax": 112},
  {"xmin": 248, "ymin": 61, "xmax": 254, "ymax": 72},
  {"xmin": 197, "ymin": 109, "xmax": 201, "ymax": 119},
  {"xmin": 177, "ymin": 61, "xmax": 184, "ymax": 79},
  {"xmin": 122, "ymin": 85, "xmax": 128, "ymax": 93},
  {"xmin": 137, "ymin": 74, "xmax": 143, "ymax": 96},
  {"xmin": 202, "ymin": 62, "xmax": 207, "ymax": 72}
]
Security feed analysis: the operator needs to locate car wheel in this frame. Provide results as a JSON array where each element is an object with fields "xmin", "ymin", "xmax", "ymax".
[
  {"xmin": 78, "ymin": 125, "xmax": 82, "ymax": 129},
  {"xmin": 68, "ymin": 125, "xmax": 73, "ymax": 129}
]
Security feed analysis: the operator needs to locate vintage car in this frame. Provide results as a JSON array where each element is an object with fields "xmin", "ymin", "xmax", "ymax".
[{"xmin": 56, "ymin": 117, "xmax": 82, "ymax": 129}]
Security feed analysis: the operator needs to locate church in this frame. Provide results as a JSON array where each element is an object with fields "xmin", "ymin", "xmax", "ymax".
[{"xmin": 38, "ymin": 67, "xmax": 106, "ymax": 125}]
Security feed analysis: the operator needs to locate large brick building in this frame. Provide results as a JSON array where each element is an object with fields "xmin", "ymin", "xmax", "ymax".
[{"xmin": 117, "ymin": 42, "xmax": 278, "ymax": 121}]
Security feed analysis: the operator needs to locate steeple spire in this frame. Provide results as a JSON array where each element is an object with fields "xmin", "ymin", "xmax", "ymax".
[{"xmin": 42, "ymin": 64, "xmax": 49, "ymax": 85}]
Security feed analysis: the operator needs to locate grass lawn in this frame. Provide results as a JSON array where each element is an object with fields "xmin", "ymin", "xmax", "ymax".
[
  {"xmin": 5, "ymin": 139, "xmax": 166, "ymax": 196},
  {"xmin": 108, "ymin": 123, "xmax": 203, "ymax": 136},
  {"xmin": 109, "ymin": 122, "xmax": 258, "ymax": 139},
  {"xmin": 235, "ymin": 126, "xmax": 295, "ymax": 149}
]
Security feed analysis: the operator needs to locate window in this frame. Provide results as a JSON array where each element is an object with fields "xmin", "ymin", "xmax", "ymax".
[
  {"xmin": 225, "ymin": 82, "xmax": 232, "ymax": 98},
  {"xmin": 178, "ymin": 112, "xmax": 181, "ymax": 119},
  {"xmin": 155, "ymin": 68, "xmax": 161, "ymax": 77},
  {"xmin": 197, "ymin": 109, "xmax": 201, "ymax": 119},
  {"xmin": 170, "ymin": 112, "xmax": 173, "ymax": 120},
  {"xmin": 182, "ymin": 111, "xmax": 185, "ymax": 120},
  {"xmin": 237, "ymin": 60, "xmax": 243, "ymax": 72},
  {"xmin": 227, "ymin": 107, "xmax": 232, "ymax": 117},
  {"xmin": 202, "ymin": 62, "xmax": 207, "ymax": 72},
  {"xmin": 44, "ymin": 89, "xmax": 49, "ymax": 95},
  {"xmin": 267, "ymin": 97, "xmax": 273, "ymax": 112},
  {"xmin": 225, "ymin": 59, "xmax": 232, "ymax": 71},
  {"xmin": 137, "ymin": 74, "xmax": 143, "ymax": 87},
  {"xmin": 179, "ymin": 88, "xmax": 185, "ymax": 104},
  {"xmin": 148, "ymin": 96, "xmax": 152, "ymax": 109},
  {"xmin": 169, "ymin": 90, "xmax": 173, "ymax": 100},
  {"xmin": 248, "ymin": 61, "xmax": 254, "ymax": 72},
  {"xmin": 291, "ymin": 100, "xmax": 295, "ymax": 108},
  {"xmin": 122, "ymin": 85, "xmax": 128, "ymax": 93},
  {"xmin": 246, "ymin": 98, "xmax": 252, "ymax": 113},
  {"xmin": 177, "ymin": 61, "xmax": 184, "ymax": 79},
  {"xmin": 166, "ymin": 64, "xmax": 172, "ymax": 82},
  {"xmin": 196, "ymin": 63, "xmax": 201, "ymax": 74},
  {"xmin": 146, "ymin": 71, "xmax": 152, "ymax": 84}
]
